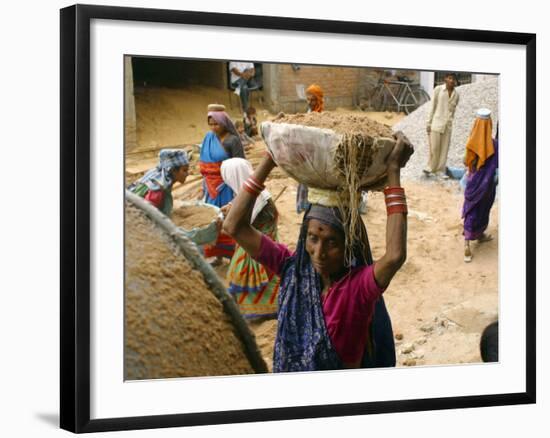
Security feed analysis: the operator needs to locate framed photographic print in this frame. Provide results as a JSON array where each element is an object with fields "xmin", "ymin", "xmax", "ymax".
[{"xmin": 60, "ymin": 4, "xmax": 536, "ymax": 433}]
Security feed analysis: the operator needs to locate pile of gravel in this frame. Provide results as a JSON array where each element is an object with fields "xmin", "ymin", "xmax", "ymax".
[{"xmin": 393, "ymin": 77, "xmax": 499, "ymax": 180}]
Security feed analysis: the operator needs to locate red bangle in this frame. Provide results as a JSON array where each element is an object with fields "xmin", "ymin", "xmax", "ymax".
[
  {"xmin": 384, "ymin": 186, "xmax": 405, "ymax": 196},
  {"xmin": 385, "ymin": 194, "xmax": 406, "ymax": 202},
  {"xmin": 387, "ymin": 203, "xmax": 408, "ymax": 215},
  {"xmin": 243, "ymin": 181, "xmax": 261, "ymax": 197},
  {"xmin": 248, "ymin": 175, "xmax": 265, "ymax": 191},
  {"xmin": 244, "ymin": 179, "xmax": 260, "ymax": 192}
]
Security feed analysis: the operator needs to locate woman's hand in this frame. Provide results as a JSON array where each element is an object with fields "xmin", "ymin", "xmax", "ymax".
[
  {"xmin": 388, "ymin": 131, "xmax": 414, "ymax": 171},
  {"xmin": 215, "ymin": 217, "xmax": 223, "ymax": 233},
  {"xmin": 197, "ymin": 187, "xmax": 205, "ymax": 200},
  {"xmin": 220, "ymin": 202, "xmax": 232, "ymax": 216},
  {"xmin": 260, "ymin": 150, "xmax": 278, "ymax": 171}
]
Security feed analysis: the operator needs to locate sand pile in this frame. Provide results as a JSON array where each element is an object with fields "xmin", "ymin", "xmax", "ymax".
[
  {"xmin": 134, "ymin": 85, "xmax": 273, "ymax": 150},
  {"xmin": 125, "ymin": 201, "xmax": 254, "ymax": 379},
  {"xmin": 393, "ymin": 77, "xmax": 499, "ymax": 180},
  {"xmin": 171, "ymin": 205, "xmax": 218, "ymax": 230},
  {"xmin": 273, "ymin": 111, "xmax": 394, "ymax": 138}
]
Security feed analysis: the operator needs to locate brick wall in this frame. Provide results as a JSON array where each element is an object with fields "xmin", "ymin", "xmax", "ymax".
[
  {"xmin": 263, "ymin": 63, "xmax": 420, "ymax": 113},
  {"xmin": 273, "ymin": 64, "xmax": 361, "ymax": 112},
  {"xmin": 279, "ymin": 65, "xmax": 361, "ymax": 98}
]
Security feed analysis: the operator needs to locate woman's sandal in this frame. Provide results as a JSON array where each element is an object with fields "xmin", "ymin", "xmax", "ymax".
[{"xmin": 464, "ymin": 248, "xmax": 473, "ymax": 263}]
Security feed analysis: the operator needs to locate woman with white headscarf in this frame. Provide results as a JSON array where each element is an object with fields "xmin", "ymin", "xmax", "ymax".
[{"xmin": 220, "ymin": 158, "xmax": 280, "ymax": 319}]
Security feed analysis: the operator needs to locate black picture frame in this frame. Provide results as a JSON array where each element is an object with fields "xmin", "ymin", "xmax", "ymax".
[{"xmin": 60, "ymin": 4, "xmax": 536, "ymax": 433}]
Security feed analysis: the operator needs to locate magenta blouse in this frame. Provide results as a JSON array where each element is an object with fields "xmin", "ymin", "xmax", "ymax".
[{"xmin": 255, "ymin": 234, "xmax": 385, "ymax": 364}]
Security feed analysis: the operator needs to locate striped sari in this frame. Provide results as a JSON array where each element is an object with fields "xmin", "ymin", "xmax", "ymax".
[{"xmin": 227, "ymin": 200, "xmax": 280, "ymax": 318}]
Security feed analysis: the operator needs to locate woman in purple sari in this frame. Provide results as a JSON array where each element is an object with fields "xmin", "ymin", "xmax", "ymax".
[{"xmin": 462, "ymin": 109, "xmax": 499, "ymax": 263}]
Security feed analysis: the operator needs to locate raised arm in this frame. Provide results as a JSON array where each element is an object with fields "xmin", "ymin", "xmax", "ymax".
[
  {"xmin": 230, "ymin": 65, "xmax": 255, "ymax": 80},
  {"xmin": 373, "ymin": 132, "xmax": 414, "ymax": 288},
  {"xmin": 223, "ymin": 154, "xmax": 277, "ymax": 258},
  {"xmin": 243, "ymin": 67, "xmax": 255, "ymax": 80},
  {"xmin": 230, "ymin": 66, "xmax": 243, "ymax": 76}
]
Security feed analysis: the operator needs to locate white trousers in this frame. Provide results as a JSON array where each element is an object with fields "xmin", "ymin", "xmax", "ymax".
[{"xmin": 428, "ymin": 128, "xmax": 451, "ymax": 173}]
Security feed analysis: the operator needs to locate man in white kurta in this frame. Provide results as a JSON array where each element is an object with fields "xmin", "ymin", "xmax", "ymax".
[{"xmin": 425, "ymin": 73, "xmax": 460, "ymax": 176}]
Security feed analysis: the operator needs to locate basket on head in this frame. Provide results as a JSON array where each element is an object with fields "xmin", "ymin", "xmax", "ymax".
[
  {"xmin": 260, "ymin": 113, "xmax": 396, "ymax": 192},
  {"xmin": 261, "ymin": 112, "xmax": 398, "ymax": 266},
  {"xmin": 208, "ymin": 103, "xmax": 226, "ymax": 112}
]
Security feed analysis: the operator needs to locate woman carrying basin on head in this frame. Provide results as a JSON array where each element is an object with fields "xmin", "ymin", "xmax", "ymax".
[{"xmin": 224, "ymin": 132, "xmax": 413, "ymax": 371}]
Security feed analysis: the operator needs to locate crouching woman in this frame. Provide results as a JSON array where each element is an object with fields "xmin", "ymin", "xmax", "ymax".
[
  {"xmin": 223, "ymin": 133, "xmax": 413, "ymax": 371},
  {"xmin": 128, "ymin": 149, "xmax": 189, "ymax": 216}
]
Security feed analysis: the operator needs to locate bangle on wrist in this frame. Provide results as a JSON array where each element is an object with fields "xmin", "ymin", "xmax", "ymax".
[
  {"xmin": 386, "ymin": 202, "xmax": 408, "ymax": 215},
  {"xmin": 384, "ymin": 186, "xmax": 407, "ymax": 215},
  {"xmin": 243, "ymin": 180, "xmax": 261, "ymax": 197},
  {"xmin": 248, "ymin": 175, "xmax": 265, "ymax": 191},
  {"xmin": 384, "ymin": 186, "xmax": 405, "ymax": 195}
]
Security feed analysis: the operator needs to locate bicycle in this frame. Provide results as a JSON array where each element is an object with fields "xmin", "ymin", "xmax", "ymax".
[{"xmin": 370, "ymin": 75, "xmax": 431, "ymax": 114}]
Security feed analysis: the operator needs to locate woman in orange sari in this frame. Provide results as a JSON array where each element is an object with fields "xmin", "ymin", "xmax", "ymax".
[{"xmin": 305, "ymin": 84, "xmax": 324, "ymax": 113}]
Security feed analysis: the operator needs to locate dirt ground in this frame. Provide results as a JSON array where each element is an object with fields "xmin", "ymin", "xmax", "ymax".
[{"xmin": 127, "ymin": 86, "xmax": 498, "ymax": 371}]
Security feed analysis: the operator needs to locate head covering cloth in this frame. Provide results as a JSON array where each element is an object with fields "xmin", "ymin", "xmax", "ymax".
[
  {"xmin": 220, "ymin": 158, "xmax": 272, "ymax": 223},
  {"xmin": 208, "ymin": 110, "xmax": 241, "ymax": 139},
  {"xmin": 306, "ymin": 84, "xmax": 324, "ymax": 112},
  {"xmin": 131, "ymin": 148, "xmax": 189, "ymax": 191},
  {"xmin": 465, "ymin": 108, "xmax": 495, "ymax": 171}
]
